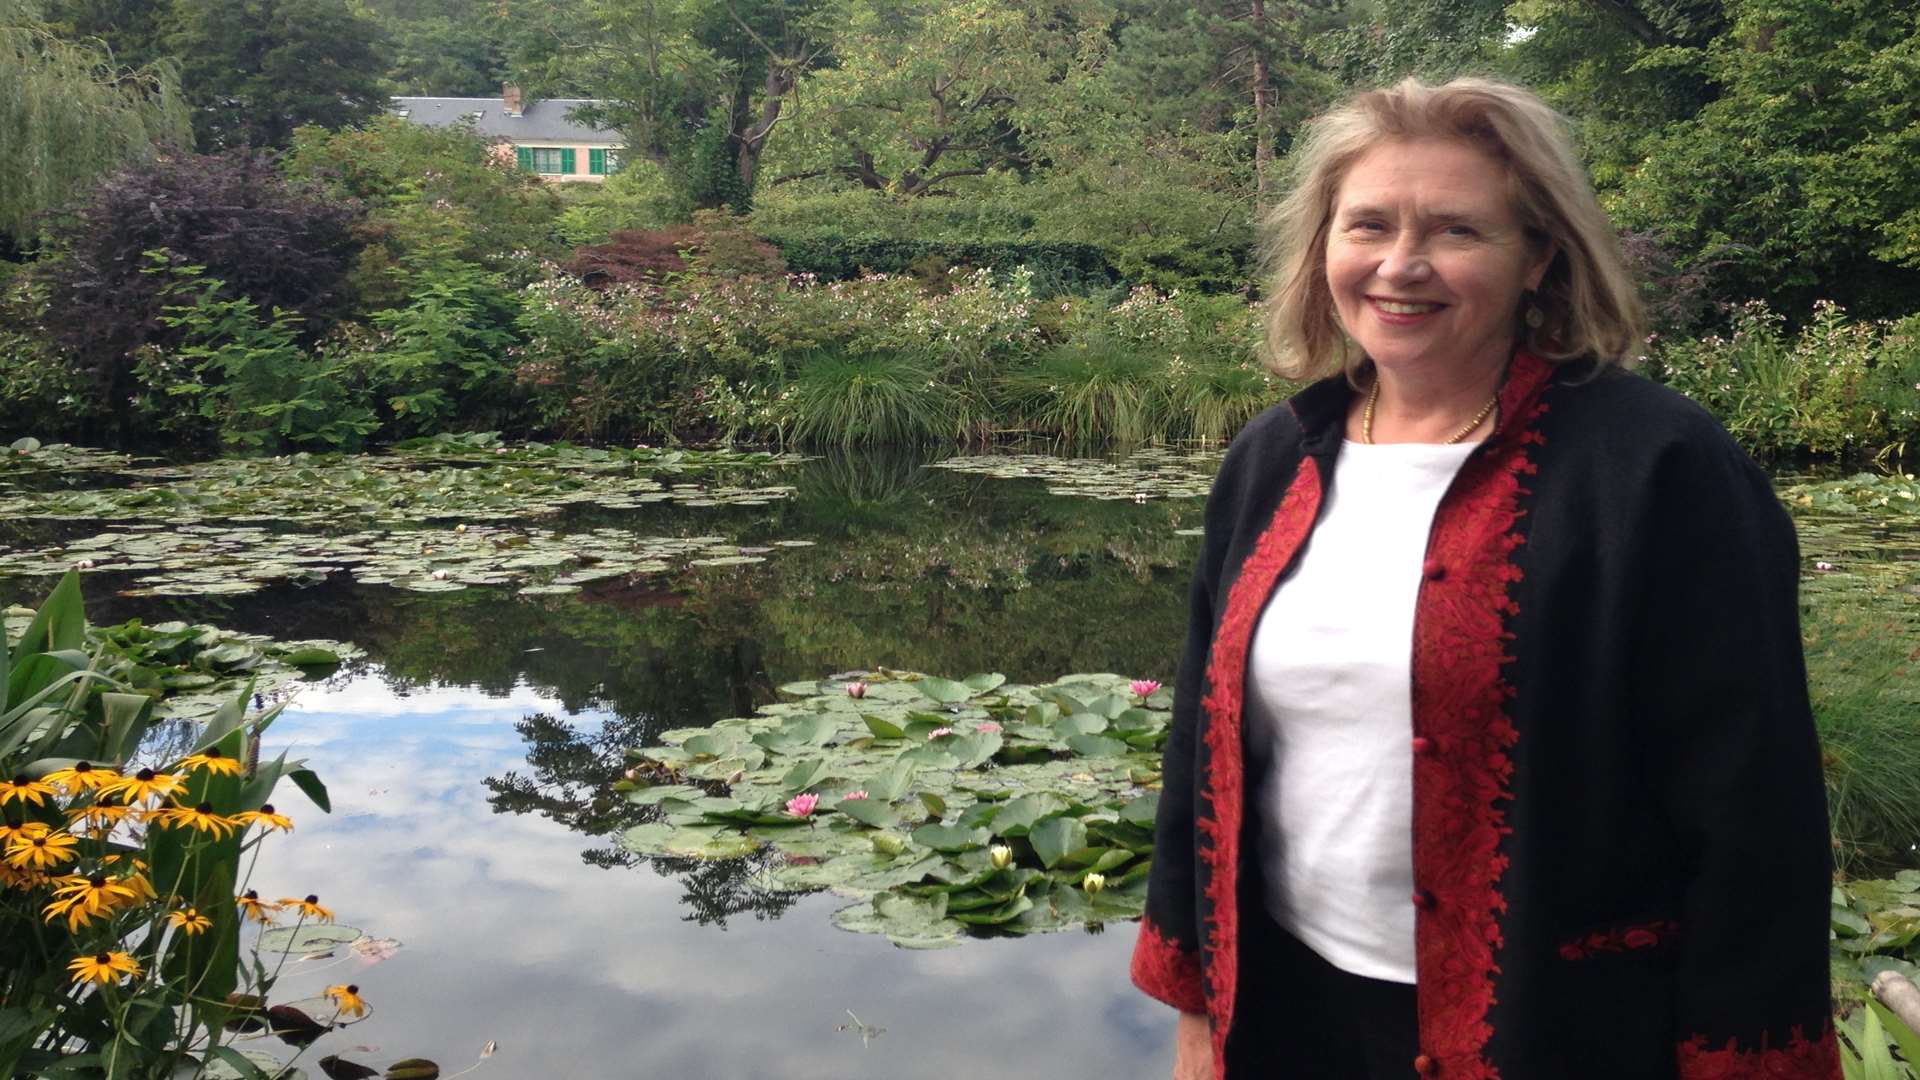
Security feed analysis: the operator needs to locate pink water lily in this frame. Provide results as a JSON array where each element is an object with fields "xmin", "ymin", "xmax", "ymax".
[
  {"xmin": 785, "ymin": 793, "xmax": 819, "ymax": 818},
  {"xmin": 1130, "ymin": 679, "xmax": 1162, "ymax": 698},
  {"xmin": 927, "ymin": 727, "xmax": 953, "ymax": 740},
  {"xmin": 975, "ymin": 721, "xmax": 1002, "ymax": 734},
  {"xmin": 845, "ymin": 681, "xmax": 868, "ymax": 699},
  {"xmin": 840, "ymin": 790, "xmax": 869, "ymax": 801}
]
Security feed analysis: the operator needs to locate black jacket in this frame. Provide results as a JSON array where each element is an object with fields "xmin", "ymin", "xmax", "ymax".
[{"xmin": 1130, "ymin": 352, "xmax": 1838, "ymax": 1079}]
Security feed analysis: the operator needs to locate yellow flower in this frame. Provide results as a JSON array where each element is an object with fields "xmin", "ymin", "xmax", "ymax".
[
  {"xmin": 43, "ymin": 874, "xmax": 138, "ymax": 932},
  {"xmin": 166, "ymin": 907, "xmax": 212, "ymax": 935},
  {"xmin": 231, "ymin": 804, "xmax": 294, "ymax": 834},
  {"xmin": 44, "ymin": 761, "xmax": 119, "ymax": 795},
  {"xmin": 67, "ymin": 950, "xmax": 140, "ymax": 986},
  {"xmin": 154, "ymin": 802, "xmax": 238, "ymax": 839},
  {"xmin": 65, "ymin": 802, "xmax": 131, "ymax": 838},
  {"xmin": 5, "ymin": 827, "xmax": 78, "ymax": 870},
  {"xmin": 172, "ymin": 747, "xmax": 244, "ymax": 778},
  {"xmin": 279, "ymin": 894, "xmax": 333, "ymax": 922},
  {"xmin": 235, "ymin": 889, "xmax": 277, "ymax": 924},
  {"xmin": 0, "ymin": 860, "xmax": 49, "ymax": 892},
  {"xmin": 0, "ymin": 775, "xmax": 57, "ymax": 808},
  {"xmin": 322, "ymin": 983, "xmax": 368, "ymax": 1018},
  {"xmin": 108, "ymin": 768, "xmax": 183, "ymax": 805}
]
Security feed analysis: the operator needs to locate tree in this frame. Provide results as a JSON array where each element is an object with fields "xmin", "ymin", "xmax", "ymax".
[
  {"xmin": 39, "ymin": 0, "xmax": 172, "ymax": 70},
  {"xmin": 766, "ymin": 0, "xmax": 1123, "ymax": 198},
  {"xmin": 0, "ymin": 0, "xmax": 190, "ymax": 244},
  {"xmin": 168, "ymin": 0, "xmax": 392, "ymax": 150},
  {"xmin": 364, "ymin": 0, "xmax": 511, "ymax": 96},
  {"xmin": 512, "ymin": 0, "xmax": 841, "ymax": 210}
]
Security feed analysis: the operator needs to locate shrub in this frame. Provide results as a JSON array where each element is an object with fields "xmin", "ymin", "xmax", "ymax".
[
  {"xmin": 511, "ymin": 276, "xmax": 681, "ymax": 441},
  {"xmin": 555, "ymin": 159, "xmax": 689, "ymax": 247},
  {"xmin": 1650, "ymin": 300, "xmax": 1914, "ymax": 459},
  {"xmin": 567, "ymin": 211, "xmax": 785, "ymax": 290},
  {"xmin": 343, "ymin": 256, "xmax": 523, "ymax": 437},
  {"xmin": 31, "ymin": 148, "xmax": 362, "ymax": 435}
]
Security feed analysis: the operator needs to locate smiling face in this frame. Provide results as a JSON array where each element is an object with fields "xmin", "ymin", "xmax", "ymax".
[{"xmin": 1326, "ymin": 137, "xmax": 1555, "ymax": 380}]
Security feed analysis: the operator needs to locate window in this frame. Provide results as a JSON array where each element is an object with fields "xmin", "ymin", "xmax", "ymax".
[
  {"xmin": 531, "ymin": 147, "xmax": 565, "ymax": 174},
  {"xmin": 589, "ymin": 148, "xmax": 624, "ymax": 176}
]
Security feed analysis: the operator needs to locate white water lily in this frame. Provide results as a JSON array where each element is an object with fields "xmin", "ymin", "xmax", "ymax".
[
  {"xmin": 1082, "ymin": 872, "xmax": 1106, "ymax": 895},
  {"xmin": 989, "ymin": 844, "xmax": 1013, "ymax": 870}
]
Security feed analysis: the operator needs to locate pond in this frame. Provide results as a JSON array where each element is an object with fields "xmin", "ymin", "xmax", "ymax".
[{"xmin": 0, "ymin": 440, "xmax": 1914, "ymax": 1078}]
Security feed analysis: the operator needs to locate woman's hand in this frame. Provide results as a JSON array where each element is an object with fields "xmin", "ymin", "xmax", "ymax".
[{"xmin": 1173, "ymin": 1010, "xmax": 1212, "ymax": 1080}]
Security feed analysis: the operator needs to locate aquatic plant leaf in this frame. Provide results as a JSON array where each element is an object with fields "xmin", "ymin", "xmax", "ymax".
[
  {"xmin": 990, "ymin": 794, "xmax": 1071, "ymax": 837},
  {"xmin": 266, "ymin": 1005, "xmax": 329, "ymax": 1048},
  {"xmin": 962, "ymin": 673, "xmax": 1007, "ymax": 693},
  {"xmin": 862, "ymin": 715, "xmax": 905, "ymax": 739},
  {"xmin": 1118, "ymin": 793, "xmax": 1160, "ymax": 826},
  {"xmin": 257, "ymin": 925, "xmax": 363, "ymax": 957},
  {"xmin": 383, "ymin": 1060, "xmax": 440, "ymax": 1080},
  {"xmin": 914, "ymin": 676, "xmax": 973, "ymax": 704},
  {"xmin": 1066, "ymin": 734, "xmax": 1129, "ymax": 757},
  {"xmin": 318, "ymin": 1057, "xmax": 378, "ymax": 1080},
  {"xmin": 1029, "ymin": 817, "xmax": 1087, "ymax": 869},
  {"xmin": 911, "ymin": 823, "xmax": 988, "ymax": 852},
  {"xmin": 781, "ymin": 758, "xmax": 832, "ymax": 792},
  {"xmin": 835, "ymin": 798, "xmax": 900, "ymax": 829}
]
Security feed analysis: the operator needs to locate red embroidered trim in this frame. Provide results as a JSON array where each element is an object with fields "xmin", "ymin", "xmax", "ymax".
[
  {"xmin": 1409, "ymin": 351, "xmax": 1556, "ymax": 1080},
  {"xmin": 1129, "ymin": 917, "xmax": 1207, "ymax": 1014},
  {"xmin": 1676, "ymin": 1023, "xmax": 1841, "ymax": 1080},
  {"xmin": 1196, "ymin": 457, "xmax": 1324, "ymax": 1080},
  {"xmin": 1557, "ymin": 919, "xmax": 1682, "ymax": 961}
]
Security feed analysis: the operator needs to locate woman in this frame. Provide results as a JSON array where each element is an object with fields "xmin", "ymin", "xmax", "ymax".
[{"xmin": 1132, "ymin": 77, "xmax": 1837, "ymax": 1079}]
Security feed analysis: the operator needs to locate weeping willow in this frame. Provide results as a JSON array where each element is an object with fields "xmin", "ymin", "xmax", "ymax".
[{"xmin": 0, "ymin": 0, "xmax": 191, "ymax": 241}]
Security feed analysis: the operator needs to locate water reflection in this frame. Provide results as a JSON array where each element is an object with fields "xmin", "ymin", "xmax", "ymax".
[{"xmin": 250, "ymin": 674, "xmax": 1170, "ymax": 1079}]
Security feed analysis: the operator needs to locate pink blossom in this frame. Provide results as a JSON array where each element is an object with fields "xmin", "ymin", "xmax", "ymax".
[
  {"xmin": 927, "ymin": 727, "xmax": 953, "ymax": 740},
  {"xmin": 840, "ymin": 790, "xmax": 869, "ymax": 802},
  {"xmin": 785, "ymin": 793, "xmax": 819, "ymax": 818},
  {"xmin": 975, "ymin": 721, "xmax": 1002, "ymax": 734},
  {"xmin": 1130, "ymin": 679, "xmax": 1162, "ymax": 698},
  {"xmin": 845, "ymin": 681, "xmax": 868, "ymax": 699}
]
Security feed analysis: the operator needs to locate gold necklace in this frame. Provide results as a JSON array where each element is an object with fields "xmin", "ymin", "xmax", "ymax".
[{"xmin": 1361, "ymin": 379, "xmax": 1499, "ymax": 445}]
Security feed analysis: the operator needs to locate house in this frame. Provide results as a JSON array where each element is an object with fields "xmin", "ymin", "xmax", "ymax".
[{"xmin": 389, "ymin": 86, "xmax": 625, "ymax": 182}]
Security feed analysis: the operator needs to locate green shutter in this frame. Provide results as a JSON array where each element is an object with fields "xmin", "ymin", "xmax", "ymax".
[
  {"xmin": 515, "ymin": 146, "xmax": 533, "ymax": 171},
  {"xmin": 560, "ymin": 148, "xmax": 576, "ymax": 174},
  {"xmin": 589, "ymin": 148, "xmax": 605, "ymax": 175}
]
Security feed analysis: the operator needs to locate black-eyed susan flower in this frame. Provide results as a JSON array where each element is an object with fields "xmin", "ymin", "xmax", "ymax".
[
  {"xmin": 166, "ymin": 907, "xmax": 212, "ymax": 935},
  {"xmin": 155, "ymin": 802, "xmax": 238, "ymax": 839},
  {"xmin": 322, "ymin": 984, "xmax": 368, "ymax": 1018},
  {"xmin": 231, "ymin": 804, "xmax": 294, "ymax": 834},
  {"xmin": 65, "ymin": 802, "xmax": 132, "ymax": 832},
  {"xmin": 43, "ymin": 874, "xmax": 137, "ymax": 931},
  {"xmin": 67, "ymin": 950, "xmax": 140, "ymax": 986},
  {"xmin": 173, "ymin": 747, "xmax": 244, "ymax": 778},
  {"xmin": 108, "ymin": 768, "xmax": 182, "ymax": 805},
  {"xmin": 5, "ymin": 826, "xmax": 78, "ymax": 871},
  {"xmin": 235, "ymin": 889, "xmax": 277, "ymax": 924},
  {"xmin": 0, "ymin": 775, "xmax": 56, "ymax": 808},
  {"xmin": 278, "ymin": 894, "xmax": 333, "ymax": 922},
  {"xmin": 44, "ymin": 761, "xmax": 118, "ymax": 795},
  {"xmin": 0, "ymin": 861, "xmax": 45, "ymax": 891}
]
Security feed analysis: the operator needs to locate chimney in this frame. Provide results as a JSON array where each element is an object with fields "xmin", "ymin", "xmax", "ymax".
[{"xmin": 502, "ymin": 84, "xmax": 523, "ymax": 118}]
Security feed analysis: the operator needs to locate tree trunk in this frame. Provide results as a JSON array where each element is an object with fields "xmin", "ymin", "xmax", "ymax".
[{"xmin": 1251, "ymin": 0, "xmax": 1274, "ymax": 202}]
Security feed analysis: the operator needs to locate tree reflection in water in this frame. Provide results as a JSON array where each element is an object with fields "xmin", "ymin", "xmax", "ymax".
[{"xmin": 484, "ymin": 711, "xmax": 804, "ymax": 926}]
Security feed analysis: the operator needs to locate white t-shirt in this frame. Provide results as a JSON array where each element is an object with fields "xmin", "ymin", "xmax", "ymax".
[{"xmin": 1246, "ymin": 437, "xmax": 1478, "ymax": 984}]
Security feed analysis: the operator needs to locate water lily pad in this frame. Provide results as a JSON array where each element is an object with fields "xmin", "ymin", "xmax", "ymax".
[{"xmin": 257, "ymin": 924, "xmax": 363, "ymax": 957}]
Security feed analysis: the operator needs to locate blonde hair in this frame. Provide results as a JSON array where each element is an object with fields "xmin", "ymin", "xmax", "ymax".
[{"xmin": 1258, "ymin": 77, "xmax": 1644, "ymax": 381}]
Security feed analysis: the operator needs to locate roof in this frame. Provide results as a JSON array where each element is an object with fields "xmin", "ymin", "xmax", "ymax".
[{"xmin": 389, "ymin": 97, "xmax": 622, "ymax": 144}]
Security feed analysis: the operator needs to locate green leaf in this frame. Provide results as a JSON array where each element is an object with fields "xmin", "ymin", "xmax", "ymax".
[
  {"xmin": 1119, "ymin": 792, "xmax": 1160, "ymax": 826},
  {"xmin": 862, "ymin": 714, "xmax": 905, "ymax": 739},
  {"xmin": 1030, "ymin": 816, "xmax": 1088, "ymax": 869},
  {"xmin": 919, "ymin": 791, "xmax": 946, "ymax": 818},
  {"xmin": 1867, "ymin": 999, "xmax": 1920, "ymax": 1073},
  {"xmin": 781, "ymin": 758, "xmax": 831, "ymax": 793},
  {"xmin": 914, "ymin": 676, "xmax": 973, "ymax": 704},
  {"xmin": 835, "ymin": 798, "xmax": 900, "ymax": 829},
  {"xmin": 287, "ymin": 768, "xmax": 331, "ymax": 813},
  {"xmin": 962, "ymin": 673, "xmax": 1007, "ymax": 693},
  {"xmin": 1066, "ymin": 733, "xmax": 1129, "ymax": 757},
  {"xmin": 990, "ymin": 794, "xmax": 1070, "ymax": 837},
  {"xmin": 911, "ymin": 822, "xmax": 989, "ymax": 852}
]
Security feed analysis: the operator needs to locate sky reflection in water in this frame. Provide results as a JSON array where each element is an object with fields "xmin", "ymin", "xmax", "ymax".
[{"xmin": 249, "ymin": 674, "xmax": 1173, "ymax": 1079}]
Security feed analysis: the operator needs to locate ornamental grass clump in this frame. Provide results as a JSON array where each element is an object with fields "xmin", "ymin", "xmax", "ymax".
[{"xmin": 0, "ymin": 572, "xmax": 365, "ymax": 1078}]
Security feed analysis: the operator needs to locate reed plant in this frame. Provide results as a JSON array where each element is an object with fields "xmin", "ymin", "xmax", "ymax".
[
  {"xmin": 1000, "ymin": 337, "xmax": 1164, "ymax": 446},
  {"xmin": 1803, "ymin": 597, "xmax": 1920, "ymax": 875},
  {"xmin": 1160, "ymin": 355, "xmax": 1286, "ymax": 443},
  {"xmin": 779, "ymin": 348, "xmax": 975, "ymax": 448}
]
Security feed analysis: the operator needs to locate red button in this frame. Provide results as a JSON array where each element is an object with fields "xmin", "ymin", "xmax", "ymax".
[
  {"xmin": 1414, "ymin": 1054, "xmax": 1436, "ymax": 1075},
  {"xmin": 1422, "ymin": 558, "xmax": 1446, "ymax": 581},
  {"xmin": 1411, "ymin": 736, "xmax": 1434, "ymax": 756},
  {"xmin": 1412, "ymin": 889, "xmax": 1436, "ymax": 911}
]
